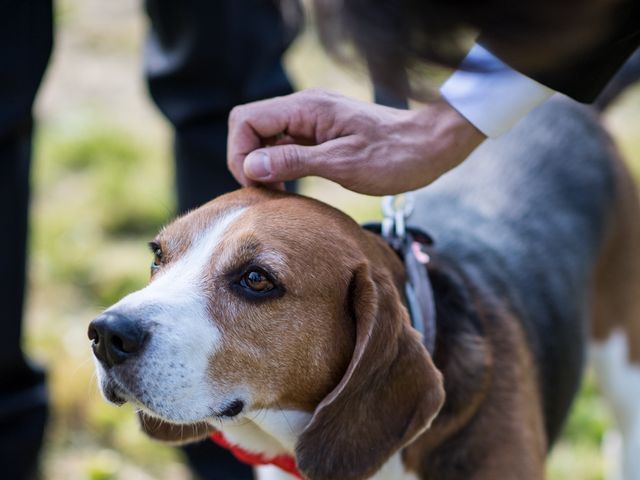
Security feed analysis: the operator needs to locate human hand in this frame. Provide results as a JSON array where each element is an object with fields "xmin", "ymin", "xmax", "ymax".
[{"xmin": 227, "ymin": 89, "xmax": 485, "ymax": 195}]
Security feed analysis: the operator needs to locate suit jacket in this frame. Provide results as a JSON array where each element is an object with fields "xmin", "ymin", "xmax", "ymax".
[{"xmin": 485, "ymin": 0, "xmax": 640, "ymax": 103}]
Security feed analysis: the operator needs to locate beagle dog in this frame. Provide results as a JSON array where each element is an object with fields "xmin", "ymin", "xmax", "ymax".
[{"xmin": 89, "ymin": 94, "xmax": 640, "ymax": 478}]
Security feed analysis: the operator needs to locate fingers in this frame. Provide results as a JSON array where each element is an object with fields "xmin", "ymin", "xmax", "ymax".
[
  {"xmin": 243, "ymin": 143, "xmax": 325, "ymax": 184},
  {"xmin": 243, "ymin": 136, "xmax": 371, "ymax": 188},
  {"xmin": 227, "ymin": 99, "xmax": 285, "ymax": 187},
  {"xmin": 227, "ymin": 89, "xmax": 341, "ymax": 187}
]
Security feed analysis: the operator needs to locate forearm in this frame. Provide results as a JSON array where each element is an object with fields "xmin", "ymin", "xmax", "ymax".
[{"xmin": 407, "ymin": 100, "xmax": 486, "ymax": 184}]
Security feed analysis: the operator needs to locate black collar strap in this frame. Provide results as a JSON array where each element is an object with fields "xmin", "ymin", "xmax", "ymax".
[{"xmin": 361, "ymin": 223, "xmax": 437, "ymax": 354}]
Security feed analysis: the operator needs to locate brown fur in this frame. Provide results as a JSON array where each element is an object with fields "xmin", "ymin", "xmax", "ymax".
[
  {"xmin": 591, "ymin": 149, "xmax": 640, "ymax": 362},
  {"xmin": 403, "ymin": 300, "xmax": 546, "ymax": 479},
  {"xmin": 296, "ymin": 263, "xmax": 444, "ymax": 480}
]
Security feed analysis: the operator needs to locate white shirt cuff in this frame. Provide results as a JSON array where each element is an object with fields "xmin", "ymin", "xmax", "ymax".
[{"xmin": 440, "ymin": 43, "xmax": 555, "ymax": 137}]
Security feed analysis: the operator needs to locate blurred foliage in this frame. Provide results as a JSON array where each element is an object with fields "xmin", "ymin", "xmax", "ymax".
[
  {"xmin": 547, "ymin": 374, "xmax": 611, "ymax": 480},
  {"xmin": 561, "ymin": 373, "xmax": 611, "ymax": 447}
]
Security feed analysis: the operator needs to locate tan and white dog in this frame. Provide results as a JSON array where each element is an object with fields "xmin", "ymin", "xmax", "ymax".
[
  {"xmin": 89, "ymin": 82, "xmax": 640, "ymax": 478},
  {"xmin": 90, "ymin": 185, "xmax": 443, "ymax": 479}
]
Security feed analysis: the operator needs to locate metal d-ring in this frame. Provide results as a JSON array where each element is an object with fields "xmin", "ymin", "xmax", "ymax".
[{"xmin": 381, "ymin": 193, "xmax": 415, "ymax": 242}]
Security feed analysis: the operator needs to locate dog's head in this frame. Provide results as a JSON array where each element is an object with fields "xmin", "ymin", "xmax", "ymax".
[{"xmin": 89, "ymin": 187, "xmax": 444, "ymax": 480}]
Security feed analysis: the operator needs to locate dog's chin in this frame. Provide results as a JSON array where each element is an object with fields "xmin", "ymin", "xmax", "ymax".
[
  {"xmin": 98, "ymin": 372, "xmax": 152, "ymax": 411},
  {"xmin": 100, "ymin": 380, "xmax": 161, "ymax": 418},
  {"xmin": 98, "ymin": 368, "xmax": 247, "ymax": 426},
  {"xmin": 136, "ymin": 410, "xmax": 216, "ymax": 444}
]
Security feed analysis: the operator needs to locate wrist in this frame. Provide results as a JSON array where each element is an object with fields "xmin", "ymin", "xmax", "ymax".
[{"xmin": 410, "ymin": 100, "xmax": 486, "ymax": 178}]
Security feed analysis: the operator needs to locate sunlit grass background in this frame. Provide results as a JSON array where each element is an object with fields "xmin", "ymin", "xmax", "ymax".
[{"xmin": 27, "ymin": 1, "xmax": 640, "ymax": 479}]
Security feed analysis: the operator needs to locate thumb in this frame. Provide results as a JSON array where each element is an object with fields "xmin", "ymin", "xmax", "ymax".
[{"xmin": 244, "ymin": 145, "xmax": 318, "ymax": 183}]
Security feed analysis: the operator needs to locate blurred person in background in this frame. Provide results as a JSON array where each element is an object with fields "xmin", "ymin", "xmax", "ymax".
[
  {"xmin": 1, "ymin": 1, "xmax": 296, "ymax": 479},
  {"xmin": 228, "ymin": 0, "xmax": 640, "ymax": 195}
]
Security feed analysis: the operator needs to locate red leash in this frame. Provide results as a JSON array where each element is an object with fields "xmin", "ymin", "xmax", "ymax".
[{"xmin": 210, "ymin": 431, "xmax": 303, "ymax": 479}]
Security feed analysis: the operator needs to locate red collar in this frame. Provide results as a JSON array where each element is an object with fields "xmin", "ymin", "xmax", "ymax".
[{"xmin": 210, "ymin": 431, "xmax": 303, "ymax": 479}]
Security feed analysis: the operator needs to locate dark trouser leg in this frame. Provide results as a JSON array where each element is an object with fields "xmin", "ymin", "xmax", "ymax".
[
  {"xmin": 145, "ymin": 0, "xmax": 297, "ymax": 213},
  {"xmin": 144, "ymin": 1, "xmax": 296, "ymax": 478},
  {"xmin": 0, "ymin": 1, "xmax": 53, "ymax": 479}
]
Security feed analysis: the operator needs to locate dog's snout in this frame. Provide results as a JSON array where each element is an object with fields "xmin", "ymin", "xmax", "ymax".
[{"xmin": 88, "ymin": 312, "xmax": 147, "ymax": 367}]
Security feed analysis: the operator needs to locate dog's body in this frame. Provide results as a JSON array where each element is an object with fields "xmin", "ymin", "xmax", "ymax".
[
  {"xmin": 404, "ymin": 96, "xmax": 640, "ymax": 479},
  {"xmin": 413, "ymin": 96, "xmax": 619, "ymax": 445},
  {"xmin": 89, "ymin": 80, "xmax": 640, "ymax": 478}
]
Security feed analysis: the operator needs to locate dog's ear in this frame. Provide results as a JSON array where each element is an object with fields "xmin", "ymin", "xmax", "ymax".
[
  {"xmin": 136, "ymin": 412, "xmax": 214, "ymax": 445},
  {"xmin": 296, "ymin": 263, "xmax": 445, "ymax": 480}
]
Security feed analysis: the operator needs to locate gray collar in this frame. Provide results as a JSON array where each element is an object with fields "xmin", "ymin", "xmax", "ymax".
[{"xmin": 361, "ymin": 222, "xmax": 438, "ymax": 354}]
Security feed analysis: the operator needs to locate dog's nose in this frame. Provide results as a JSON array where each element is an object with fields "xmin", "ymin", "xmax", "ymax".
[{"xmin": 88, "ymin": 312, "xmax": 147, "ymax": 367}]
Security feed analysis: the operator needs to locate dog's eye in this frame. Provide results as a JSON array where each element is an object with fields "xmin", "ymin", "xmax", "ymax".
[
  {"xmin": 240, "ymin": 269, "xmax": 274, "ymax": 293},
  {"xmin": 148, "ymin": 241, "xmax": 163, "ymax": 273}
]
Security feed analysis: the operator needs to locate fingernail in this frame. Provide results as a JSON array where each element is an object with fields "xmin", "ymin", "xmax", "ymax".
[{"xmin": 245, "ymin": 151, "xmax": 271, "ymax": 179}]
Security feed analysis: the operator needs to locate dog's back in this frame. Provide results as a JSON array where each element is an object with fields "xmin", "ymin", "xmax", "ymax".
[
  {"xmin": 411, "ymin": 97, "xmax": 618, "ymax": 442},
  {"xmin": 409, "ymin": 53, "xmax": 640, "ymax": 479}
]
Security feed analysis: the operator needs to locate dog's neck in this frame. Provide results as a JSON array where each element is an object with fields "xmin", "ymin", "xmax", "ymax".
[
  {"xmin": 216, "ymin": 408, "xmax": 420, "ymax": 480},
  {"xmin": 215, "ymin": 408, "xmax": 311, "ymax": 457}
]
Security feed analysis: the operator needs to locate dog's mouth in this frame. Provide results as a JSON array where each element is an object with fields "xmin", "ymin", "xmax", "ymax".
[
  {"xmin": 99, "ymin": 374, "xmax": 131, "ymax": 406},
  {"xmin": 98, "ymin": 367, "xmax": 148, "ymax": 410},
  {"xmin": 99, "ymin": 370, "xmax": 247, "ymax": 425},
  {"xmin": 103, "ymin": 381, "xmax": 127, "ymax": 406},
  {"xmin": 100, "ymin": 376, "xmax": 169, "ymax": 420}
]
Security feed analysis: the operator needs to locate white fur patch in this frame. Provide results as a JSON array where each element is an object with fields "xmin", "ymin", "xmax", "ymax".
[
  {"xmin": 590, "ymin": 330, "xmax": 640, "ymax": 480},
  {"xmin": 255, "ymin": 465, "xmax": 300, "ymax": 480},
  {"xmin": 96, "ymin": 209, "xmax": 247, "ymax": 422},
  {"xmin": 251, "ymin": 409, "xmax": 312, "ymax": 452},
  {"xmin": 217, "ymin": 409, "xmax": 311, "ymax": 457},
  {"xmin": 369, "ymin": 452, "xmax": 420, "ymax": 480}
]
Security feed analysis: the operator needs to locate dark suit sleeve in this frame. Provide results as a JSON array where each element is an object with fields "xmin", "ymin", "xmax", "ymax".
[{"xmin": 484, "ymin": 0, "xmax": 640, "ymax": 103}]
